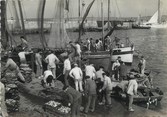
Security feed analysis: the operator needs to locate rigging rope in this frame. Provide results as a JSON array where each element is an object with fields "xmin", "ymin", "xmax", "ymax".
[
  {"xmin": 7, "ymin": 1, "xmax": 13, "ymax": 19},
  {"xmin": 114, "ymin": 0, "xmax": 121, "ymax": 18},
  {"xmin": 6, "ymin": 0, "xmax": 17, "ymax": 47}
]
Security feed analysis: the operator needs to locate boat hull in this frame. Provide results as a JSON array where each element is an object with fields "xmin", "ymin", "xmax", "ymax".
[
  {"xmin": 132, "ymin": 25, "xmax": 151, "ymax": 29},
  {"xmin": 150, "ymin": 23, "xmax": 167, "ymax": 28},
  {"xmin": 83, "ymin": 51, "xmax": 111, "ymax": 71},
  {"xmin": 111, "ymin": 47, "xmax": 134, "ymax": 63},
  {"xmin": 112, "ymin": 86, "xmax": 163, "ymax": 103}
]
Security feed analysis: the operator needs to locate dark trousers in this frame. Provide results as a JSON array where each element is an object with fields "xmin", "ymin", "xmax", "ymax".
[
  {"xmin": 71, "ymin": 97, "xmax": 82, "ymax": 117},
  {"xmin": 84, "ymin": 94, "xmax": 96, "ymax": 113},
  {"xmin": 96, "ymin": 81, "xmax": 105, "ymax": 103},
  {"xmin": 64, "ymin": 70, "xmax": 70, "ymax": 86}
]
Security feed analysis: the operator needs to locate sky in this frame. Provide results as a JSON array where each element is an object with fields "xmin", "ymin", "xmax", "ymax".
[{"xmin": 6, "ymin": 0, "xmax": 167, "ymax": 19}]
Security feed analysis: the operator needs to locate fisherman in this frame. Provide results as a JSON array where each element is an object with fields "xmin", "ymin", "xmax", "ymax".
[
  {"xmin": 94, "ymin": 39, "xmax": 100, "ymax": 52},
  {"xmin": 119, "ymin": 61, "xmax": 128, "ymax": 81},
  {"xmin": 18, "ymin": 49, "xmax": 33, "ymax": 65},
  {"xmin": 45, "ymin": 50, "xmax": 60, "ymax": 79},
  {"xmin": 63, "ymin": 55, "xmax": 71, "ymax": 86},
  {"xmin": 90, "ymin": 38, "xmax": 94, "ymax": 52},
  {"xmin": 35, "ymin": 49, "xmax": 43, "ymax": 79},
  {"xmin": 20, "ymin": 36, "xmax": 28, "ymax": 50},
  {"xmin": 99, "ymin": 38, "xmax": 103, "ymax": 50},
  {"xmin": 96, "ymin": 66, "xmax": 105, "ymax": 105},
  {"xmin": 127, "ymin": 72, "xmax": 138, "ymax": 112},
  {"xmin": 63, "ymin": 85, "xmax": 82, "ymax": 117},
  {"xmin": 75, "ymin": 41, "xmax": 82, "ymax": 67},
  {"xmin": 117, "ymin": 56, "xmax": 122, "ymax": 64},
  {"xmin": 69, "ymin": 63, "xmax": 83, "ymax": 92},
  {"xmin": 99, "ymin": 72, "xmax": 112, "ymax": 108},
  {"xmin": 42, "ymin": 69, "xmax": 55, "ymax": 88},
  {"xmin": 84, "ymin": 76, "xmax": 97, "ymax": 113},
  {"xmin": 68, "ymin": 41, "xmax": 80, "ymax": 66},
  {"xmin": 138, "ymin": 55, "xmax": 146, "ymax": 75},
  {"xmin": 86, "ymin": 38, "xmax": 90, "ymax": 51},
  {"xmin": 112, "ymin": 59, "xmax": 120, "ymax": 80},
  {"xmin": 3, "ymin": 54, "xmax": 25, "ymax": 83},
  {"xmin": 85, "ymin": 63, "xmax": 96, "ymax": 80}
]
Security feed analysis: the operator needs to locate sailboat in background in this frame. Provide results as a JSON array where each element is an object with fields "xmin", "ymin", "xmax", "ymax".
[
  {"xmin": 143, "ymin": 0, "xmax": 167, "ymax": 28},
  {"xmin": 132, "ymin": 15, "xmax": 151, "ymax": 29}
]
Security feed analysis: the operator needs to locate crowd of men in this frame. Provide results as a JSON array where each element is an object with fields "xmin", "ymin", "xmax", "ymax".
[{"xmin": 0, "ymin": 36, "xmax": 149, "ymax": 117}]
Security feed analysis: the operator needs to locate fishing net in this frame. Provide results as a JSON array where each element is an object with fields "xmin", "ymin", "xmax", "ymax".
[{"xmin": 47, "ymin": 0, "xmax": 70, "ymax": 49}]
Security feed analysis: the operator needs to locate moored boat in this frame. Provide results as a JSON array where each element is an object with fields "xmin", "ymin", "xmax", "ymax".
[
  {"xmin": 132, "ymin": 24, "xmax": 151, "ymax": 29},
  {"xmin": 112, "ymin": 46, "xmax": 134, "ymax": 63},
  {"xmin": 111, "ymin": 37, "xmax": 134, "ymax": 64},
  {"xmin": 112, "ymin": 86, "xmax": 163, "ymax": 103}
]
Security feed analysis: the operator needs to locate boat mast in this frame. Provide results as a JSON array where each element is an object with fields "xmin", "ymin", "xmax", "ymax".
[
  {"xmin": 0, "ymin": 0, "xmax": 8, "ymax": 49},
  {"xmin": 78, "ymin": 0, "xmax": 81, "ymax": 43},
  {"xmin": 101, "ymin": 0, "xmax": 104, "ymax": 50},
  {"xmin": 158, "ymin": 0, "xmax": 161, "ymax": 24},
  {"xmin": 108, "ymin": 0, "xmax": 110, "ymax": 30},
  {"xmin": 18, "ymin": 0, "xmax": 26, "ymax": 40}
]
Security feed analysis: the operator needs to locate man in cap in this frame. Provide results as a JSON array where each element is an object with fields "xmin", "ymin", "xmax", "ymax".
[
  {"xmin": 127, "ymin": 72, "xmax": 138, "ymax": 112},
  {"xmin": 138, "ymin": 55, "xmax": 146, "ymax": 75},
  {"xmin": 69, "ymin": 63, "xmax": 83, "ymax": 92},
  {"xmin": 45, "ymin": 50, "xmax": 60, "ymax": 79},
  {"xmin": 63, "ymin": 55, "xmax": 71, "ymax": 86},
  {"xmin": 63, "ymin": 85, "xmax": 82, "ymax": 117},
  {"xmin": 99, "ymin": 72, "xmax": 113, "ymax": 107}
]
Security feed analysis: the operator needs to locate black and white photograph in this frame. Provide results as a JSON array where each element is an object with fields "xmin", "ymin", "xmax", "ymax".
[{"xmin": 0, "ymin": 0, "xmax": 167, "ymax": 117}]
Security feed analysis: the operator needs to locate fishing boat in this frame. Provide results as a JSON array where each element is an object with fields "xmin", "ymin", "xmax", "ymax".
[
  {"xmin": 83, "ymin": 0, "xmax": 134, "ymax": 69},
  {"xmin": 132, "ymin": 24, "xmax": 151, "ymax": 29},
  {"xmin": 111, "ymin": 37, "xmax": 134, "ymax": 63},
  {"xmin": 142, "ymin": 0, "xmax": 167, "ymax": 29},
  {"xmin": 110, "ymin": 70, "xmax": 163, "ymax": 105},
  {"xmin": 112, "ymin": 86, "xmax": 163, "ymax": 103}
]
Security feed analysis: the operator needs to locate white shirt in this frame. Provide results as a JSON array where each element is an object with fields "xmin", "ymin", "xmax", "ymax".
[
  {"xmin": 69, "ymin": 67, "xmax": 83, "ymax": 79},
  {"xmin": 76, "ymin": 44, "xmax": 81, "ymax": 56},
  {"xmin": 86, "ymin": 40, "xmax": 90, "ymax": 50},
  {"xmin": 102, "ymin": 76, "xmax": 113, "ymax": 91},
  {"xmin": 35, "ymin": 53, "xmax": 42, "ymax": 65},
  {"xmin": 96, "ymin": 69, "xmax": 105, "ymax": 81},
  {"xmin": 63, "ymin": 58, "xmax": 71, "ymax": 74},
  {"xmin": 127, "ymin": 79, "xmax": 138, "ymax": 95},
  {"xmin": 18, "ymin": 51, "xmax": 29, "ymax": 60},
  {"xmin": 43, "ymin": 70, "xmax": 53, "ymax": 83},
  {"xmin": 85, "ymin": 65, "xmax": 96, "ymax": 78},
  {"xmin": 112, "ymin": 61, "xmax": 120, "ymax": 70},
  {"xmin": 45, "ymin": 53, "xmax": 59, "ymax": 68}
]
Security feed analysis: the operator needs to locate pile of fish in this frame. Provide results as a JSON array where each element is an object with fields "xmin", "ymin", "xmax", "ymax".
[
  {"xmin": 20, "ymin": 64, "xmax": 33, "ymax": 83},
  {"xmin": 43, "ymin": 100, "xmax": 71, "ymax": 115},
  {"xmin": 5, "ymin": 84, "xmax": 20, "ymax": 112}
]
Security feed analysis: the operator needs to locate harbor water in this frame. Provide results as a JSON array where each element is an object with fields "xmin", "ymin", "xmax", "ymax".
[{"xmin": 11, "ymin": 28, "xmax": 167, "ymax": 117}]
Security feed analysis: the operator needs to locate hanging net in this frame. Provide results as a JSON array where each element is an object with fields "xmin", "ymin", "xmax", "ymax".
[{"xmin": 47, "ymin": 0, "xmax": 70, "ymax": 49}]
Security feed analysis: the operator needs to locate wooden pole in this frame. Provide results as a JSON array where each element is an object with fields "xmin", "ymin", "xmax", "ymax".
[
  {"xmin": 101, "ymin": 0, "xmax": 104, "ymax": 50},
  {"xmin": 40, "ymin": 0, "xmax": 47, "ymax": 49},
  {"xmin": 1, "ymin": 0, "xmax": 8, "ymax": 49},
  {"xmin": 78, "ymin": 0, "xmax": 81, "ymax": 43},
  {"xmin": 18, "ymin": 0, "xmax": 26, "ymax": 40},
  {"xmin": 108, "ymin": 0, "xmax": 110, "ymax": 30}
]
